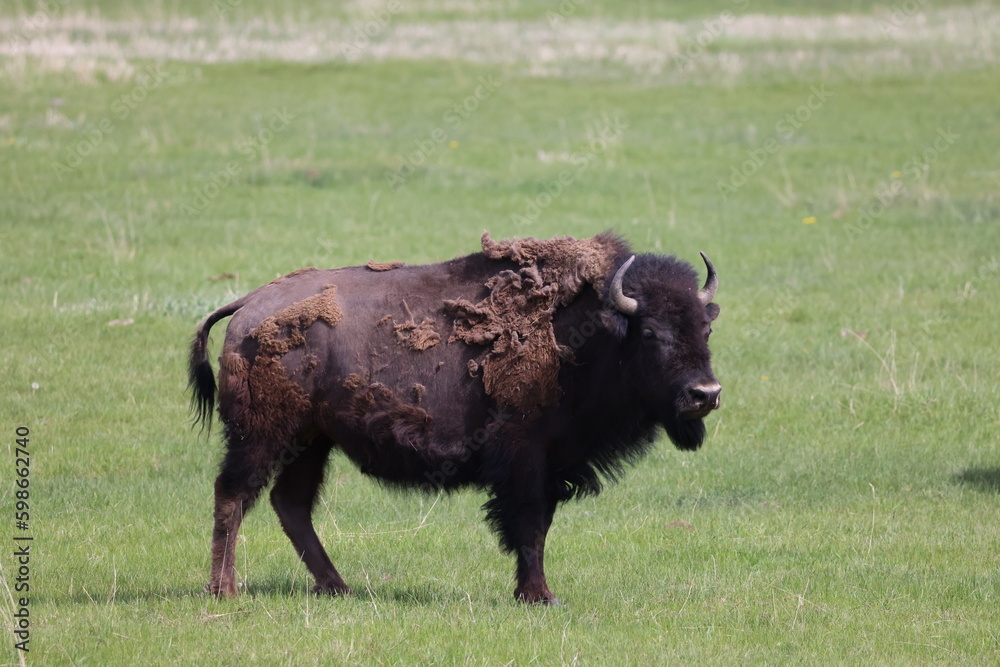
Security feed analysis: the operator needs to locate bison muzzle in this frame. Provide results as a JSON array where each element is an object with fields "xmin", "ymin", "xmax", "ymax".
[{"xmin": 188, "ymin": 232, "xmax": 722, "ymax": 604}]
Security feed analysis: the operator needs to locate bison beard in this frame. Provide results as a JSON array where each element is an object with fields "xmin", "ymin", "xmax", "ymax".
[
  {"xmin": 664, "ymin": 417, "xmax": 707, "ymax": 452},
  {"xmin": 188, "ymin": 232, "xmax": 721, "ymax": 605}
]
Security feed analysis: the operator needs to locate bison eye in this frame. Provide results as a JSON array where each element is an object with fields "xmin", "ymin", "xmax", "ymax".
[{"xmin": 642, "ymin": 329, "xmax": 656, "ymax": 341}]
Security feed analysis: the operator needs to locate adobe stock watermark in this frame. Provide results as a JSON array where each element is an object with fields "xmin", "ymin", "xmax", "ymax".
[
  {"xmin": 52, "ymin": 64, "xmax": 170, "ymax": 180},
  {"xmin": 713, "ymin": 286, "xmax": 798, "ymax": 366},
  {"xmin": 546, "ymin": 0, "xmax": 586, "ymax": 26},
  {"xmin": 383, "ymin": 74, "xmax": 503, "ymax": 191},
  {"xmin": 878, "ymin": 0, "xmax": 928, "ymax": 36},
  {"xmin": 844, "ymin": 127, "xmax": 960, "ymax": 242},
  {"xmin": 563, "ymin": 308, "xmax": 608, "ymax": 350},
  {"xmin": 5, "ymin": 0, "xmax": 70, "ymax": 48},
  {"xmin": 972, "ymin": 256, "xmax": 1000, "ymax": 286},
  {"xmin": 247, "ymin": 439, "xmax": 307, "ymax": 490},
  {"xmin": 341, "ymin": 0, "xmax": 405, "ymax": 62},
  {"xmin": 418, "ymin": 408, "xmax": 511, "ymax": 492},
  {"xmin": 181, "ymin": 108, "xmax": 295, "ymax": 216},
  {"xmin": 673, "ymin": 0, "xmax": 751, "ymax": 72},
  {"xmin": 716, "ymin": 84, "xmax": 834, "ymax": 198},
  {"xmin": 213, "ymin": 0, "xmax": 241, "ymax": 18},
  {"xmin": 958, "ymin": 255, "xmax": 1000, "ymax": 300},
  {"xmin": 511, "ymin": 116, "xmax": 627, "ymax": 228}
]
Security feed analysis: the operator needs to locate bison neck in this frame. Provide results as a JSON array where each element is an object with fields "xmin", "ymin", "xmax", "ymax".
[{"xmin": 538, "ymin": 336, "xmax": 660, "ymax": 498}]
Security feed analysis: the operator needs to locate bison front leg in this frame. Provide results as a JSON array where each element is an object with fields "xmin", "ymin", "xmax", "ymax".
[
  {"xmin": 512, "ymin": 499, "xmax": 559, "ymax": 604},
  {"xmin": 486, "ymin": 475, "xmax": 560, "ymax": 605}
]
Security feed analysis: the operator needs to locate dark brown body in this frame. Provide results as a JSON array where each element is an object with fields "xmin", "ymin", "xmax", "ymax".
[{"xmin": 189, "ymin": 233, "xmax": 721, "ymax": 604}]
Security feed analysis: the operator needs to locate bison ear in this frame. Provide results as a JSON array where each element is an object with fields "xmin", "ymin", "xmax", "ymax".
[
  {"xmin": 706, "ymin": 302, "xmax": 720, "ymax": 322},
  {"xmin": 600, "ymin": 309, "xmax": 629, "ymax": 341}
]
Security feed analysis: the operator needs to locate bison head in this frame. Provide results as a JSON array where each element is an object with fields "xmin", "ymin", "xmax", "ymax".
[{"xmin": 605, "ymin": 252, "xmax": 721, "ymax": 450}]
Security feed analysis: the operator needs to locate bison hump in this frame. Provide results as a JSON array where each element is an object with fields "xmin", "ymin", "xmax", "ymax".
[{"xmin": 446, "ymin": 232, "xmax": 623, "ymax": 414}]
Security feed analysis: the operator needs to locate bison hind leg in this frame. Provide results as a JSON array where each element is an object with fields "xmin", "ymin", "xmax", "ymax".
[
  {"xmin": 207, "ymin": 426, "xmax": 286, "ymax": 597},
  {"xmin": 269, "ymin": 437, "xmax": 351, "ymax": 596},
  {"xmin": 208, "ymin": 473, "xmax": 263, "ymax": 597}
]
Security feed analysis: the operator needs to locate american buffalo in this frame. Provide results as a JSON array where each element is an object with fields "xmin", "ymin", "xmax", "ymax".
[{"xmin": 189, "ymin": 232, "xmax": 721, "ymax": 604}]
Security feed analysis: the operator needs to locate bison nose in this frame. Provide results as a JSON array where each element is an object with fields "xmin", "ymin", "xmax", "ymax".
[{"xmin": 686, "ymin": 382, "xmax": 722, "ymax": 411}]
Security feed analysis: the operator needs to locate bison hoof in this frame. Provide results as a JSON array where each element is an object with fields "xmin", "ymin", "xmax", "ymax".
[
  {"xmin": 312, "ymin": 582, "xmax": 352, "ymax": 596},
  {"xmin": 515, "ymin": 587, "xmax": 561, "ymax": 606},
  {"xmin": 206, "ymin": 580, "xmax": 239, "ymax": 598}
]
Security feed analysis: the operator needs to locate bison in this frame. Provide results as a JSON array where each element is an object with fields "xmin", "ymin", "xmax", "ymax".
[{"xmin": 189, "ymin": 232, "xmax": 721, "ymax": 604}]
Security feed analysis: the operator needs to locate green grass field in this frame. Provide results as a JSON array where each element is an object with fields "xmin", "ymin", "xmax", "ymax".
[{"xmin": 2, "ymin": 1, "xmax": 999, "ymax": 663}]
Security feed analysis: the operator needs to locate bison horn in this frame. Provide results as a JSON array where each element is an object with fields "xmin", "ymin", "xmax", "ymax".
[
  {"xmin": 697, "ymin": 251, "xmax": 718, "ymax": 305},
  {"xmin": 610, "ymin": 255, "xmax": 638, "ymax": 315}
]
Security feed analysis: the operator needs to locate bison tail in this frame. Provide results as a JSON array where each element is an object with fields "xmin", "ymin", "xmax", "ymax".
[{"xmin": 188, "ymin": 296, "xmax": 247, "ymax": 433}]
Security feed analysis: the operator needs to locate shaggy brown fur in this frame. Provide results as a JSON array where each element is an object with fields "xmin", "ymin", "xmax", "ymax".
[
  {"xmin": 342, "ymin": 373, "xmax": 434, "ymax": 452},
  {"xmin": 480, "ymin": 233, "xmax": 617, "ymax": 301},
  {"xmin": 252, "ymin": 284, "xmax": 342, "ymax": 356},
  {"xmin": 217, "ymin": 351, "xmax": 311, "ymax": 448},
  {"xmin": 393, "ymin": 317, "xmax": 441, "ymax": 350},
  {"xmin": 445, "ymin": 232, "xmax": 619, "ymax": 413},
  {"xmin": 367, "ymin": 260, "xmax": 405, "ymax": 271},
  {"xmin": 218, "ymin": 284, "xmax": 343, "ymax": 448}
]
